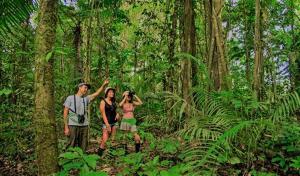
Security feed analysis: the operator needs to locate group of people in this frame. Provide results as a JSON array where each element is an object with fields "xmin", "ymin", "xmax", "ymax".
[{"xmin": 63, "ymin": 79, "xmax": 143, "ymax": 155}]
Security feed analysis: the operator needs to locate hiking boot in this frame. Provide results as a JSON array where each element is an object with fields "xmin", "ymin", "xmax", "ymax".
[
  {"xmin": 97, "ymin": 148, "xmax": 105, "ymax": 156},
  {"xmin": 135, "ymin": 143, "xmax": 141, "ymax": 153}
]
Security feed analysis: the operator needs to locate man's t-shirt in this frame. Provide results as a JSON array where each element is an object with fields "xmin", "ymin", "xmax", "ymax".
[{"xmin": 64, "ymin": 95, "xmax": 90, "ymax": 126}]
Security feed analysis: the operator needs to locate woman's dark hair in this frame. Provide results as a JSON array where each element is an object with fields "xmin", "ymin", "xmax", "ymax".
[
  {"xmin": 104, "ymin": 89, "xmax": 116, "ymax": 103},
  {"xmin": 123, "ymin": 91, "xmax": 134, "ymax": 103}
]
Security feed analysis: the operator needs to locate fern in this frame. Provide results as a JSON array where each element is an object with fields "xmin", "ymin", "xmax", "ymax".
[
  {"xmin": 0, "ymin": 0, "xmax": 35, "ymax": 39},
  {"xmin": 272, "ymin": 92, "xmax": 300, "ymax": 122},
  {"xmin": 181, "ymin": 120, "xmax": 274, "ymax": 175}
]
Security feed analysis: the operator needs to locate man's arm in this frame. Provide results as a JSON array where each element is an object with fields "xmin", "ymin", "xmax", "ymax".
[
  {"xmin": 88, "ymin": 79, "xmax": 109, "ymax": 101},
  {"xmin": 63, "ymin": 106, "xmax": 70, "ymax": 136}
]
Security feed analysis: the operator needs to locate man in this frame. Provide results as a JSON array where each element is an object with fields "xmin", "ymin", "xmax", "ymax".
[{"xmin": 63, "ymin": 79, "xmax": 109, "ymax": 151}]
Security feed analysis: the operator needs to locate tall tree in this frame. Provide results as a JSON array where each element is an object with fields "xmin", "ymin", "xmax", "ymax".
[
  {"xmin": 82, "ymin": 17, "xmax": 92, "ymax": 83},
  {"xmin": 33, "ymin": 0, "xmax": 59, "ymax": 175},
  {"xmin": 288, "ymin": 0, "xmax": 300, "ymax": 92},
  {"xmin": 165, "ymin": 0, "xmax": 179, "ymax": 120},
  {"xmin": 242, "ymin": 0, "xmax": 252, "ymax": 83},
  {"xmin": 73, "ymin": 21, "xmax": 82, "ymax": 81},
  {"xmin": 253, "ymin": 0, "xmax": 263, "ymax": 100},
  {"xmin": 205, "ymin": 0, "xmax": 230, "ymax": 91},
  {"xmin": 182, "ymin": 0, "xmax": 194, "ymax": 117}
]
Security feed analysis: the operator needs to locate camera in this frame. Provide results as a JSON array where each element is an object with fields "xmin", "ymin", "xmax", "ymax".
[
  {"xmin": 77, "ymin": 114, "xmax": 85, "ymax": 124},
  {"xmin": 128, "ymin": 91, "xmax": 135, "ymax": 97}
]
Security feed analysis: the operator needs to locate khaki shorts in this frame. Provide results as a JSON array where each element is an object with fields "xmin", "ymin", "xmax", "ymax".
[{"xmin": 120, "ymin": 118, "xmax": 137, "ymax": 132}]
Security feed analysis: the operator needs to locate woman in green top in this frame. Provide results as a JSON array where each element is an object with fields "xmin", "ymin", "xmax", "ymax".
[{"xmin": 119, "ymin": 91, "xmax": 143, "ymax": 152}]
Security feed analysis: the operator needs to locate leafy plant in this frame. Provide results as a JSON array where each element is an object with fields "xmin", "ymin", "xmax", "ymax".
[
  {"xmin": 290, "ymin": 156, "xmax": 300, "ymax": 169},
  {"xmin": 156, "ymin": 138, "xmax": 180, "ymax": 154},
  {"xmin": 57, "ymin": 147, "xmax": 107, "ymax": 176},
  {"xmin": 250, "ymin": 170, "xmax": 277, "ymax": 176},
  {"xmin": 116, "ymin": 152, "xmax": 144, "ymax": 176}
]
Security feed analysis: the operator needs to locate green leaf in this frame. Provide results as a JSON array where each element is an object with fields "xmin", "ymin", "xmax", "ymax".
[
  {"xmin": 80, "ymin": 171, "xmax": 108, "ymax": 176},
  {"xmin": 228, "ymin": 157, "xmax": 241, "ymax": 165},
  {"xmin": 68, "ymin": 147, "xmax": 84, "ymax": 156},
  {"xmin": 160, "ymin": 160, "xmax": 172, "ymax": 167},
  {"xmin": 83, "ymin": 154, "xmax": 100, "ymax": 169},
  {"xmin": 80, "ymin": 164, "xmax": 90, "ymax": 174},
  {"xmin": 0, "ymin": 88, "xmax": 12, "ymax": 96},
  {"xmin": 160, "ymin": 170, "xmax": 171, "ymax": 176},
  {"xmin": 59, "ymin": 152, "xmax": 80, "ymax": 160},
  {"xmin": 290, "ymin": 156, "xmax": 300, "ymax": 169},
  {"xmin": 62, "ymin": 161, "xmax": 83, "ymax": 171},
  {"xmin": 153, "ymin": 156, "xmax": 159, "ymax": 165},
  {"xmin": 45, "ymin": 51, "xmax": 53, "ymax": 62}
]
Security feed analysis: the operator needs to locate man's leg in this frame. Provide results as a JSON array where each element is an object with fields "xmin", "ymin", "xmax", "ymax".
[
  {"xmin": 78, "ymin": 126, "xmax": 88, "ymax": 152},
  {"xmin": 67, "ymin": 126, "xmax": 77, "ymax": 149}
]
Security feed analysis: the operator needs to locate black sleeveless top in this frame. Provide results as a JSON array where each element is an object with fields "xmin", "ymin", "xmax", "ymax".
[{"xmin": 102, "ymin": 98, "xmax": 117, "ymax": 124}]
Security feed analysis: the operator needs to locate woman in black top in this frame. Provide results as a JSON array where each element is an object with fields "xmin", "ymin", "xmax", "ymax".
[{"xmin": 98, "ymin": 87, "xmax": 119, "ymax": 155}]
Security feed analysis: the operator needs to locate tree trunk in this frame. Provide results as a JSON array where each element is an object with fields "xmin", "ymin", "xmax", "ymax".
[
  {"xmin": 82, "ymin": 11, "xmax": 93, "ymax": 144},
  {"xmin": 182, "ymin": 0, "xmax": 194, "ymax": 118},
  {"xmin": 243, "ymin": 0, "xmax": 251, "ymax": 83},
  {"xmin": 205, "ymin": 0, "xmax": 230, "ymax": 91},
  {"xmin": 33, "ymin": 0, "xmax": 59, "ymax": 175},
  {"xmin": 167, "ymin": 0, "xmax": 179, "ymax": 93},
  {"xmin": 134, "ymin": 39, "xmax": 138, "ymax": 73},
  {"xmin": 191, "ymin": 6, "xmax": 198, "ymax": 87},
  {"xmin": 253, "ymin": 0, "xmax": 263, "ymax": 100},
  {"xmin": 97, "ymin": 16, "xmax": 104, "ymax": 79},
  {"xmin": 288, "ymin": 0, "xmax": 300, "ymax": 92},
  {"xmin": 165, "ymin": 0, "xmax": 179, "ymax": 120},
  {"xmin": 74, "ymin": 21, "xmax": 82, "ymax": 81},
  {"xmin": 82, "ymin": 17, "xmax": 92, "ymax": 83}
]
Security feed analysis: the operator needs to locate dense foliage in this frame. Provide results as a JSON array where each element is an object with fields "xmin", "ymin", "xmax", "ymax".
[{"xmin": 1, "ymin": 0, "xmax": 300, "ymax": 175}]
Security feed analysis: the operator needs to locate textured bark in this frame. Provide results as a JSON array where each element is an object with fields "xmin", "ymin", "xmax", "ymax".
[
  {"xmin": 182, "ymin": 0, "xmax": 194, "ymax": 117},
  {"xmin": 167, "ymin": 0, "xmax": 179, "ymax": 94},
  {"xmin": 134, "ymin": 39, "xmax": 138, "ymax": 73},
  {"xmin": 82, "ymin": 17, "xmax": 92, "ymax": 83},
  {"xmin": 191, "ymin": 6, "xmax": 197, "ymax": 87},
  {"xmin": 33, "ymin": 0, "xmax": 59, "ymax": 175},
  {"xmin": 205, "ymin": 0, "xmax": 230, "ymax": 91},
  {"xmin": 253, "ymin": 0, "xmax": 263, "ymax": 100},
  {"xmin": 289, "ymin": 0, "xmax": 300, "ymax": 92},
  {"xmin": 73, "ymin": 21, "xmax": 82, "ymax": 80},
  {"xmin": 243, "ymin": 0, "xmax": 251, "ymax": 83},
  {"xmin": 165, "ymin": 0, "xmax": 179, "ymax": 120},
  {"xmin": 97, "ymin": 16, "xmax": 104, "ymax": 79}
]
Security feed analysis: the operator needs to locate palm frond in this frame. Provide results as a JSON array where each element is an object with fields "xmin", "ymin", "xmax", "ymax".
[
  {"xmin": 272, "ymin": 92, "xmax": 300, "ymax": 122},
  {"xmin": 0, "ymin": 0, "xmax": 35, "ymax": 39},
  {"xmin": 181, "ymin": 119, "xmax": 275, "ymax": 175}
]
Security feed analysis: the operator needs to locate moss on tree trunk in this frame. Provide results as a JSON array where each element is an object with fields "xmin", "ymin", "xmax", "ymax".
[{"xmin": 33, "ymin": 0, "xmax": 59, "ymax": 175}]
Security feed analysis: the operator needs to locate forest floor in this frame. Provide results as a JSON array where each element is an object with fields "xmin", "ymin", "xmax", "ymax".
[
  {"xmin": 1, "ymin": 138, "xmax": 299, "ymax": 176},
  {"xmin": 0, "ymin": 138, "xmax": 136, "ymax": 176}
]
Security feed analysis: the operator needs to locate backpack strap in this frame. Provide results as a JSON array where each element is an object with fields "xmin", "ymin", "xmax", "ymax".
[
  {"xmin": 73, "ymin": 95, "xmax": 88, "ymax": 116},
  {"xmin": 74, "ymin": 95, "xmax": 77, "ymax": 113}
]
